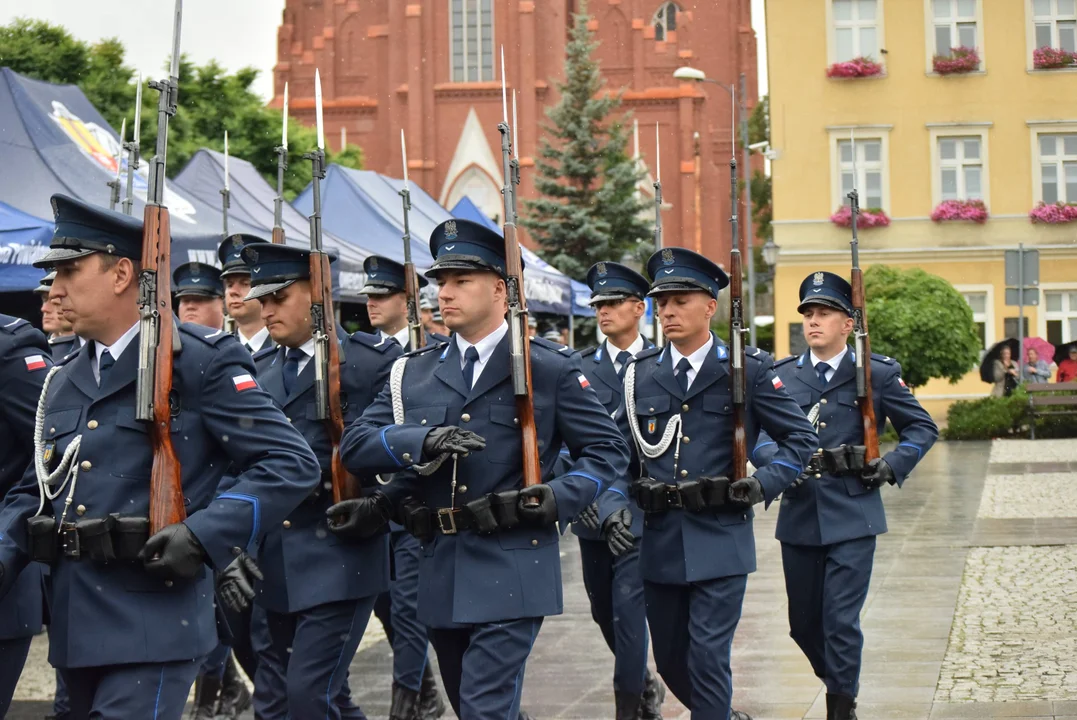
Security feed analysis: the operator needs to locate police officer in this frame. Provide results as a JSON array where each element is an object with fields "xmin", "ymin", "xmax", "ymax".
[
  {"xmin": 573, "ymin": 261, "xmax": 664, "ymax": 719},
  {"xmin": 753, "ymin": 271, "xmax": 938, "ymax": 720},
  {"xmin": 335, "ymin": 219, "xmax": 630, "ymax": 719},
  {"xmin": 220, "ymin": 233, "xmax": 276, "ymax": 370},
  {"xmin": 174, "ymin": 261, "xmax": 225, "ymax": 329},
  {"xmin": 240, "ymin": 242, "xmax": 401, "ymax": 720},
  {"xmin": 0, "ymin": 313, "xmax": 51, "ymax": 717},
  {"xmin": 36, "ymin": 271, "xmax": 82, "ymax": 360},
  {"xmin": 0, "ymin": 194, "xmax": 321, "ymax": 719},
  {"xmin": 358, "ymin": 253, "xmax": 448, "ymax": 719},
  {"xmin": 611, "ymin": 247, "xmax": 817, "ymax": 720}
]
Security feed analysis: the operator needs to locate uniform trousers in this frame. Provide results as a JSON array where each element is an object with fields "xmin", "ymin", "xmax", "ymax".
[
  {"xmin": 428, "ymin": 617, "xmax": 542, "ymax": 720},
  {"xmin": 60, "ymin": 658, "xmax": 203, "ymax": 720},
  {"xmin": 578, "ymin": 537, "xmax": 649, "ymax": 694},
  {"xmin": 0, "ymin": 636, "xmax": 33, "ymax": 716},
  {"xmin": 372, "ymin": 530, "xmax": 430, "ymax": 691},
  {"xmin": 644, "ymin": 575, "xmax": 747, "ymax": 719},
  {"xmin": 781, "ymin": 536, "xmax": 876, "ymax": 698}
]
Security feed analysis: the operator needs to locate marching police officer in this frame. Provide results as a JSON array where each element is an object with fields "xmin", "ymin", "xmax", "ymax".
[
  {"xmin": 573, "ymin": 261, "xmax": 664, "ymax": 719},
  {"xmin": 0, "ymin": 195, "xmax": 321, "ymax": 719},
  {"xmin": 610, "ymin": 247, "xmax": 817, "ymax": 720},
  {"xmin": 335, "ymin": 219, "xmax": 630, "ymax": 719},
  {"xmin": 240, "ymin": 243, "xmax": 401, "ymax": 720},
  {"xmin": 0, "ymin": 313, "xmax": 51, "ymax": 717},
  {"xmin": 220, "ymin": 233, "xmax": 276, "ymax": 371},
  {"xmin": 36, "ymin": 271, "xmax": 81, "ymax": 361},
  {"xmin": 753, "ymin": 271, "xmax": 938, "ymax": 720},
  {"xmin": 358, "ymin": 254, "xmax": 447, "ymax": 719},
  {"xmin": 173, "ymin": 261, "xmax": 225, "ymax": 329}
]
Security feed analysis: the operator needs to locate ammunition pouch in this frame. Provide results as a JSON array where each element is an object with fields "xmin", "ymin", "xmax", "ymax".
[
  {"xmin": 630, "ymin": 476, "xmax": 731, "ymax": 514},
  {"xmin": 26, "ymin": 514, "xmax": 150, "ymax": 564},
  {"xmin": 806, "ymin": 445, "xmax": 868, "ymax": 477},
  {"xmin": 27, "ymin": 516, "xmax": 58, "ymax": 564},
  {"xmin": 110, "ymin": 515, "xmax": 151, "ymax": 560},
  {"xmin": 489, "ymin": 490, "xmax": 521, "ymax": 530},
  {"xmin": 401, "ymin": 501, "xmax": 434, "ymax": 543},
  {"xmin": 464, "ymin": 496, "xmax": 499, "ymax": 535},
  {"xmin": 403, "ymin": 490, "xmax": 526, "ymax": 540},
  {"xmin": 78, "ymin": 516, "xmax": 116, "ymax": 563}
]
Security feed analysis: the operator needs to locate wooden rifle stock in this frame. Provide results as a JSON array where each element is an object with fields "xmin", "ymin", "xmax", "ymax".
[
  {"xmin": 403, "ymin": 262, "xmax": 425, "ymax": 350},
  {"xmin": 271, "ymin": 226, "xmax": 286, "ymax": 245},
  {"xmin": 503, "ymin": 222, "xmax": 542, "ymax": 491},
  {"xmin": 850, "ymin": 267, "xmax": 879, "ymax": 461}
]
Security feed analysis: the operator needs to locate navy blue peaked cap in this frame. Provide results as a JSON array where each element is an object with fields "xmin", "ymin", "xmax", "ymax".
[
  {"xmin": 427, "ymin": 218, "xmax": 518, "ymax": 278},
  {"xmin": 241, "ymin": 243, "xmax": 338, "ymax": 301},
  {"xmin": 34, "ymin": 270, "xmax": 57, "ymax": 295},
  {"xmin": 219, "ymin": 233, "xmax": 269, "ymax": 277},
  {"xmin": 173, "ymin": 262, "xmax": 223, "ymax": 298},
  {"xmin": 360, "ymin": 255, "xmax": 428, "ymax": 295},
  {"xmin": 36, "ymin": 194, "xmax": 143, "ymax": 268},
  {"xmin": 798, "ymin": 271, "xmax": 853, "ymax": 315},
  {"xmin": 586, "ymin": 261, "xmax": 649, "ymax": 304},
  {"xmin": 645, "ymin": 247, "xmax": 729, "ymax": 299}
]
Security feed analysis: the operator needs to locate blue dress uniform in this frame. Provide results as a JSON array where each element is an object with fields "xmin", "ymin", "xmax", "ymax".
[
  {"xmin": 220, "ymin": 233, "xmax": 277, "ymax": 373},
  {"xmin": 239, "ymin": 243, "xmax": 401, "ymax": 720},
  {"xmin": 339, "ymin": 219, "xmax": 630, "ymax": 720},
  {"xmin": 0, "ymin": 195, "xmax": 321, "ymax": 719},
  {"xmin": 753, "ymin": 272, "xmax": 938, "ymax": 719},
  {"xmin": 0, "ymin": 315, "xmax": 50, "ymax": 716},
  {"xmin": 610, "ymin": 248, "xmax": 817, "ymax": 719},
  {"xmin": 571, "ymin": 262, "xmax": 662, "ymax": 716}
]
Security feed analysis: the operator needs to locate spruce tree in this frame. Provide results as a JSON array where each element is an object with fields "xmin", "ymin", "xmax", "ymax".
[{"xmin": 523, "ymin": 4, "xmax": 652, "ymax": 279}]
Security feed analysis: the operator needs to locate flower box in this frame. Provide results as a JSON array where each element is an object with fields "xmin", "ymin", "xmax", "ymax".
[
  {"xmin": 1033, "ymin": 47, "xmax": 1077, "ymax": 69},
  {"xmin": 1028, "ymin": 202, "xmax": 1077, "ymax": 224},
  {"xmin": 830, "ymin": 205, "xmax": 890, "ymax": 228},
  {"xmin": 933, "ymin": 46, "xmax": 980, "ymax": 75},
  {"xmin": 931, "ymin": 199, "xmax": 988, "ymax": 223},
  {"xmin": 826, "ymin": 57, "xmax": 883, "ymax": 79}
]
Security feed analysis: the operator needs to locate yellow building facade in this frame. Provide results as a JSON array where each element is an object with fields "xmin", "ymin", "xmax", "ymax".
[{"xmin": 765, "ymin": 0, "xmax": 1077, "ymax": 420}]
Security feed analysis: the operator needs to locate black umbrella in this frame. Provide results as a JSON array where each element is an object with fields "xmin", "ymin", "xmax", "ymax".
[
  {"xmin": 979, "ymin": 338, "xmax": 1020, "ymax": 384},
  {"xmin": 1055, "ymin": 340, "xmax": 1077, "ymax": 365}
]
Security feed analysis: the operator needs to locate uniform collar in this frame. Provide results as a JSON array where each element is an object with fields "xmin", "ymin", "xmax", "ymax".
[
  {"xmin": 238, "ymin": 326, "xmax": 270, "ymax": 351},
  {"xmin": 809, "ymin": 345, "xmax": 848, "ymax": 373},
  {"xmin": 385, "ymin": 326, "xmax": 410, "ymax": 349},
  {"xmin": 605, "ymin": 334, "xmax": 645, "ymax": 360},
  {"xmin": 455, "ymin": 320, "xmax": 508, "ymax": 366},
  {"xmin": 95, "ymin": 321, "xmax": 140, "ymax": 365},
  {"xmin": 669, "ymin": 335, "xmax": 714, "ymax": 375}
]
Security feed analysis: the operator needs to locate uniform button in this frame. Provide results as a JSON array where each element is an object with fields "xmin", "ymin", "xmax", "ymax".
[
  {"xmin": 513, "ymin": 418, "xmax": 519, "ymax": 425},
  {"xmin": 680, "ymin": 469, "xmax": 688, "ymax": 477},
  {"xmin": 87, "ymin": 420, "xmax": 99, "ymax": 430},
  {"xmin": 402, "ymin": 453, "xmax": 412, "ymax": 462},
  {"xmin": 76, "ymin": 504, "xmax": 86, "ymax": 516},
  {"xmin": 458, "ymin": 485, "xmax": 468, "ymax": 493},
  {"xmin": 814, "ymin": 473, "xmax": 822, "ymax": 479},
  {"xmin": 80, "ymin": 460, "xmax": 92, "ymax": 471},
  {"xmin": 682, "ymin": 436, "xmax": 690, "ymax": 444},
  {"xmin": 531, "ymin": 539, "xmax": 538, "ymax": 546},
  {"xmin": 49, "ymin": 427, "xmax": 55, "ymax": 434},
  {"xmin": 648, "ymin": 407, "xmax": 655, "ymax": 413},
  {"xmin": 461, "ymin": 413, "xmax": 471, "ymax": 423},
  {"xmin": 283, "ymin": 520, "xmax": 292, "ymax": 528},
  {"xmin": 165, "ymin": 580, "xmax": 173, "ymax": 588},
  {"xmin": 420, "ymin": 419, "xmax": 427, "ymax": 425},
  {"xmin": 820, "ymin": 422, "xmax": 827, "ymax": 429},
  {"xmin": 724, "ymin": 405, "xmax": 730, "ymax": 411},
  {"xmin": 682, "ymin": 404, "xmax": 689, "ymax": 412},
  {"xmin": 821, "ymin": 399, "xmax": 828, "ymax": 405},
  {"xmin": 286, "ymin": 417, "xmax": 292, "ymax": 423}
]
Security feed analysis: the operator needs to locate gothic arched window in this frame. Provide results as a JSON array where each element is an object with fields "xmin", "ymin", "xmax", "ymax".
[
  {"xmin": 652, "ymin": 2, "xmax": 680, "ymax": 42},
  {"xmin": 450, "ymin": 0, "xmax": 494, "ymax": 82}
]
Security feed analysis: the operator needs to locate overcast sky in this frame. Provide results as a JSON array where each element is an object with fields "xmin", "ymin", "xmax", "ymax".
[{"xmin": 0, "ymin": 0, "xmax": 768, "ymax": 102}]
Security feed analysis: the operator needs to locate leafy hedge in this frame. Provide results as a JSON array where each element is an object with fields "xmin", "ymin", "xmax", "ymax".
[{"xmin": 945, "ymin": 388, "xmax": 1077, "ymax": 440}]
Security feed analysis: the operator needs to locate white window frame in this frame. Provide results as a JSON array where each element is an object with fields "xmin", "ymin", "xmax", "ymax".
[
  {"xmin": 1038, "ymin": 282, "xmax": 1077, "ymax": 342},
  {"xmin": 652, "ymin": 2, "xmax": 681, "ymax": 42},
  {"xmin": 827, "ymin": 0, "xmax": 886, "ymax": 65},
  {"xmin": 1029, "ymin": 123, "xmax": 1077, "ymax": 204},
  {"xmin": 928, "ymin": 125, "xmax": 990, "ymax": 207},
  {"xmin": 449, "ymin": 0, "xmax": 495, "ymax": 83},
  {"xmin": 1027, "ymin": 0, "xmax": 1077, "ymax": 69},
  {"xmin": 828, "ymin": 127, "xmax": 891, "ymax": 213},
  {"xmin": 955, "ymin": 283, "xmax": 995, "ymax": 354},
  {"xmin": 924, "ymin": 0, "xmax": 984, "ymax": 73}
]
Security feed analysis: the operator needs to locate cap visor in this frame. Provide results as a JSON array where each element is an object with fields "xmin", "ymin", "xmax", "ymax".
[
  {"xmin": 33, "ymin": 247, "xmax": 97, "ymax": 269},
  {"xmin": 797, "ymin": 297, "xmax": 852, "ymax": 315},
  {"xmin": 219, "ymin": 266, "xmax": 251, "ymax": 278},
  {"xmin": 423, "ymin": 259, "xmax": 493, "ymax": 278},
  {"xmin": 245, "ymin": 279, "xmax": 297, "ymax": 301},
  {"xmin": 647, "ymin": 281, "xmax": 715, "ymax": 298},
  {"xmin": 174, "ymin": 289, "xmax": 223, "ymax": 299},
  {"xmin": 588, "ymin": 292, "xmax": 636, "ymax": 305},
  {"xmin": 359, "ymin": 284, "xmax": 399, "ymax": 296}
]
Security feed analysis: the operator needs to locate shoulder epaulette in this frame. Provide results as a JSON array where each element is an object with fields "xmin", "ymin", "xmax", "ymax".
[
  {"xmin": 631, "ymin": 346, "xmax": 664, "ymax": 364},
  {"xmin": 428, "ymin": 331, "xmax": 452, "ymax": 344},
  {"xmin": 744, "ymin": 346, "xmax": 774, "ymax": 364},
  {"xmin": 578, "ymin": 346, "xmax": 598, "ymax": 358},
  {"xmin": 0, "ymin": 315, "xmax": 29, "ymax": 335},
  {"xmin": 530, "ymin": 336, "xmax": 575, "ymax": 355},
  {"xmin": 179, "ymin": 323, "xmax": 234, "ymax": 347},
  {"xmin": 349, "ymin": 330, "xmax": 398, "ymax": 353},
  {"xmin": 404, "ymin": 341, "xmax": 447, "ymax": 359},
  {"xmin": 871, "ymin": 352, "xmax": 896, "ymax": 365},
  {"xmin": 773, "ymin": 354, "xmax": 798, "ymax": 368},
  {"xmin": 252, "ymin": 345, "xmax": 277, "ymax": 362}
]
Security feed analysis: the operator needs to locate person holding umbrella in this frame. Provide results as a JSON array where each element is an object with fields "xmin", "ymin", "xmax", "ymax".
[
  {"xmin": 1057, "ymin": 343, "xmax": 1077, "ymax": 383},
  {"xmin": 1023, "ymin": 347, "xmax": 1052, "ymax": 384},
  {"xmin": 991, "ymin": 344, "xmax": 1020, "ymax": 397}
]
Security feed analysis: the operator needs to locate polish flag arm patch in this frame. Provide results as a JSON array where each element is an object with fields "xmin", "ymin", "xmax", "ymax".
[
  {"xmin": 771, "ymin": 375, "xmax": 784, "ymax": 390},
  {"xmin": 232, "ymin": 374, "xmax": 257, "ymax": 392},
  {"xmin": 24, "ymin": 355, "xmax": 46, "ymax": 372},
  {"xmin": 578, "ymin": 375, "xmax": 591, "ymax": 389},
  {"xmin": 898, "ymin": 377, "xmax": 907, "ymax": 388}
]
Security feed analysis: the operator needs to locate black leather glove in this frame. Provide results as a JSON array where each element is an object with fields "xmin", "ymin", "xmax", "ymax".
[
  {"xmin": 517, "ymin": 484, "xmax": 558, "ymax": 527},
  {"xmin": 577, "ymin": 502, "xmax": 600, "ymax": 531},
  {"xmin": 602, "ymin": 508, "xmax": 635, "ymax": 558},
  {"xmin": 860, "ymin": 458, "xmax": 895, "ymax": 490},
  {"xmin": 327, "ymin": 492, "xmax": 393, "ymax": 540},
  {"xmin": 727, "ymin": 477, "xmax": 765, "ymax": 510},
  {"xmin": 139, "ymin": 523, "xmax": 206, "ymax": 581},
  {"xmin": 217, "ymin": 552, "xmax": 263, "ymax": 613},
  {"xmin": 421, "ymin": 426, "xmax": 487, "ymax": 459}
]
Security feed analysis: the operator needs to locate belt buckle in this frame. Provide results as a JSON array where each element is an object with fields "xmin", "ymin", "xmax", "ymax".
[
  {"xmin": 437, "ymin": 508, "xmax": 458, "ymax": 535},
  {"xmin": 60, "ymin": 524, "xmax": 81, "ymax": 559},
  {"xmin": 666, "ymin": 486, "xmax": 684, "ymax": 510},
  {"xmin": 807, "ymin": 451, "xmax": 825, "ymax": 474}
]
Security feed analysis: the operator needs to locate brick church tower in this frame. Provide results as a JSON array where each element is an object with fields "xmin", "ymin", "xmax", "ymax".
[{"xmin": 273, "ymin": 0, "xmax": 758, "ymax": 263}]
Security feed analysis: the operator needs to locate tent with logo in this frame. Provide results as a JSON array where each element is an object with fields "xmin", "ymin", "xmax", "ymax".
[{"xmin": 0, "ymin": 202, "xmax": 53, "ymax": 291}]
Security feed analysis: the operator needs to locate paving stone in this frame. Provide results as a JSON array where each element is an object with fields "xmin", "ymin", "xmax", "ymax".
[{"xmin": 978, "ymin": 474, "xmax": 1077, "ymax": 519}]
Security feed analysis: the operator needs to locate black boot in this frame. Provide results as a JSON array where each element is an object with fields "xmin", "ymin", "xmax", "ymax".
[
  {"xmin": 189, "ymin": 674, "xmax": 222, "ymax": 720},
  {"xmin": 615, "ymin": 691, "xmax": 642, "ymax": 720},
  {"xmin": 730, "ymin": 712, "xmax": 753, "ymax": 720},
  {"xmin": 826, "ymin": 693, "xmax": 858, "ymax": 720},
  {"xmin": 640, "ymin": 670, "xmax": 665, "ymax": 720},
  {"xmin": 417, "ymin": 663, "xmax": 447, "ymax": 719},
  {"xmin": 215, "ymin": 654, "xmax": 251, "ymax": 719},
  {"xmin": 390, "ymin": 682, "xmax": 421, "ymax": 720}
]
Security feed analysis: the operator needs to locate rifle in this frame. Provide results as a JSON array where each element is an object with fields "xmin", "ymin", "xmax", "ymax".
[
  {"xmin": 728, "ymin": 87, "xmax": 748, "ymax": 481},
  {"xmin": 138, "ymin": 0, "xmax": 184, "ymax": 535},
  {"xmin": 108, "ymin": 118, "xmax": 125, "ymax": 211},
  {"xmin": 122, "ymin": 74, "xmax": 142, "ymax": 216},
  {"xmin": 652, "ymin": 122, "xmax": 663, "ymax": 345},
  {"xmin": 221, "ymin": 130, "xmax": 231, "ymax": 235},
  {"xmin": 306, "ymin": 70, "xmax": 359, "ymax": 504},
  {"xmin": 848, "ymin": 132, "xmax": 879, "ymax": 461},
  {"xmin": 272, "ymin": 83, "xmax": 289, "ymax": 245},
  {"xmin": 399, "ymin": 131, "xmax": 425, "ymax": 350},
  {"xmin": 498, "ymin": 47, "xmax": 542, "ymax": 498}
]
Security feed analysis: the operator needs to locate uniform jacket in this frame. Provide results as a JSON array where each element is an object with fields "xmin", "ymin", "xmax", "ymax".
[
  {"xmin": 339, "ymin": 333, "xmax": 630, "ymax": 628},
  {"xmin": 255, "ymin": 330, "xmax": 400, "ymax": 614},
  {"xmin": 611, "ymin": 334, "xmax": 817, "ymax": 585},
  {"xmin": 48, "ymin": 334, "xmax": 80, "ymax": 362},
  {"xmin": 247, "ymin": 333, "xmax": 278, "ymax": 375},
  {"xmin": 0, "ymin": 323, "xmax": 320, "ymax": 668},
  {"xmin": 0, "ymin": 316, "xmax": 50, "ymax": 641},
  {"xmin": 754, "ymin": 348, "xmax": 938, "ymax": 546}
]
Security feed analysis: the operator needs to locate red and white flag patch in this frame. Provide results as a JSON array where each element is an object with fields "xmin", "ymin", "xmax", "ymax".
[
  {"xmin": 578, "ymin": 375, "xmax": 591, "ymax": 389},
  {"xmin": 232, "ymin": 374, "xmax": 257, "ymax": 392},
  {"xmin": 771, "ymin": 376, "xmax": 784, "ymax": 390},
  {"xmin": 24, "ymin": 355, "xmax": 46, "ymax": 372},
  {"xmin": 898, "ymin": 377, "xmax": 907, "ymax": 388}
]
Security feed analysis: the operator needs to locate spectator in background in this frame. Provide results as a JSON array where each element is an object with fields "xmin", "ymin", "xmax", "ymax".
[
  {"xmin": 1023, "ymin": 347, "xmax": 1052, "ymax": 384},
  {"xmin": 992, "ymin": 345, "xmax": 1020, "ymax": 397},
  {"xmin": 1058, "ymin": 346, "xmax": 1077, "ymax": 384}
]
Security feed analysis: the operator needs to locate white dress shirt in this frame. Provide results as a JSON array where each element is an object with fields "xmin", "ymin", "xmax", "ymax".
[
  {"xmin": 383, "ymin": 326, "xmax": 411, "ymax": 350},
  {"xmin": 456, "ymin": 321, "xmax": 509, "ymax": 389},
  {"xmin": 93, "ymin": 321, "xmax": 140, "ymax": 385},
  {"xmin": 669, "ymin": 335, "xmax": 714, "ymax": 391},
  {"xmin": 238, "ymin": 326, "xmax": 270, "ymax": 354},
  {"xmin": 809, "ymin": 346, "xmax": 849, "ymax": 383},
  {"xmin": 607, "ymin": 334, "xmax": 646, "ymax": 374},
  {"xmin": 288, "ymin": 337, "xmax": 317, "ymax": 376}
]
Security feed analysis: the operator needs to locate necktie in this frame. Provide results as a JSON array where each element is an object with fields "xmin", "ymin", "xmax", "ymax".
[
  {"xmin": 283, "ymin": 348, "xmax": 305, "ymax": 395},
  {"xmin": 462, "ymin": 346, "xmax": 480, "ymax": 390},
  {"xmin": 675, "ymin": 357, "xmax": 692, "ymax": 395},
  {"xmin": 816, "ymin": 361, "xmax": 830, "ymax": 386},
  {"xmin": 616, "ymin": 350, "xmax": 632, "ymax": 380},
  {"xmin": 98, "ymin": 349, "xmax": 115, "ymax": 387},
  {"xmin": 244, "ymin": 342, "xmax": 253, "ymax": 354}
]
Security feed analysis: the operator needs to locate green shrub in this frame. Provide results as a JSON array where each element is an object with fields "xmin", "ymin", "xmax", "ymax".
[{"xmin": 945, "ymin": 387, "xmax": 1077, "ymax": 440}]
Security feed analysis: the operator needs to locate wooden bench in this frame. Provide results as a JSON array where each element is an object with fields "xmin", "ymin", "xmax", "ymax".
[{"xmin": 1026, "ymin": 381, "xmax": 1077, "ymax": 439}]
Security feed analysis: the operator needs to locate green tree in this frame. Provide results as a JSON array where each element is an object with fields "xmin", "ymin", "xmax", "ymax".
[
  {"xmin": 523, "ymin": 4, "xmax": 651, "ymax": 279},
  {"xmin": 863, "ymin": 265, "xmax": 980, "ymax": 388}
]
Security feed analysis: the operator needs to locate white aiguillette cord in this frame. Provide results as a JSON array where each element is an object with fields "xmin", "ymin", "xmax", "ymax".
[{"xmin": 33, "ymin": 366, "xmax": 83, "ymax": 523}]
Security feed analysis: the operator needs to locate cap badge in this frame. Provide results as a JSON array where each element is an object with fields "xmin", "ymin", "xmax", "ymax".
[
  {"xmin": 370, "ymin": 257, "xmax": 379, "ymax": 271},
  {"xmin": 232, "ymin": 236, "xmax": 244, "ymax": 249},
  {"xmin": 247, "ymin": 248, "xmax": 259, "ymax": 263},
  {"xmin": 813, "ymin": 271, "xmax": 825, "ymax": 286},
  {"xmin": 662, "ymin": 248, "xmax": 674, "ymax": 266},
  {"xmin": 444, "ymin": 220, "xmax": 458, "ymax": 241},
  {"xmin": 596, "ymin": 262, "xmax": 607, "ymax": 276},
  {"xmin": 191, "ymin": 263, "xmax": 201, "ymax": 275}
]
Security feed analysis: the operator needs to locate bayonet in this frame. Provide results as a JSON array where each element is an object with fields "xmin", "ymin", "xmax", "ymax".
[
  {"xmin": 399, "ymin": 130, "xmax": 424, "ymax": 350},
  {"xmin": 123, "ymin": 74, "xmax": 142, "ymax": 216},
  {"xmin": 108, "ymin": 118, "xmax": 125, "ymax": 211},
  {"xmin": 221, "ymin": 130, "xmax": 230, "ymax": 235},
  {"xmin": 272, "ymin": 83, "xmax": 288, "ymax": 243}
]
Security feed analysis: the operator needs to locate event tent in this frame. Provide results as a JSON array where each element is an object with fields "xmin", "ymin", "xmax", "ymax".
[{"xmin": 0, "ymin": 202, "xmax": 52, "ymax": 291}]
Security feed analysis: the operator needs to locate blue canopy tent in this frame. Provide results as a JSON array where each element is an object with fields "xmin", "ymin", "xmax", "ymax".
[{"xmin": 0, "ymin": 202, "xmax": 52, "ymax": 291}]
